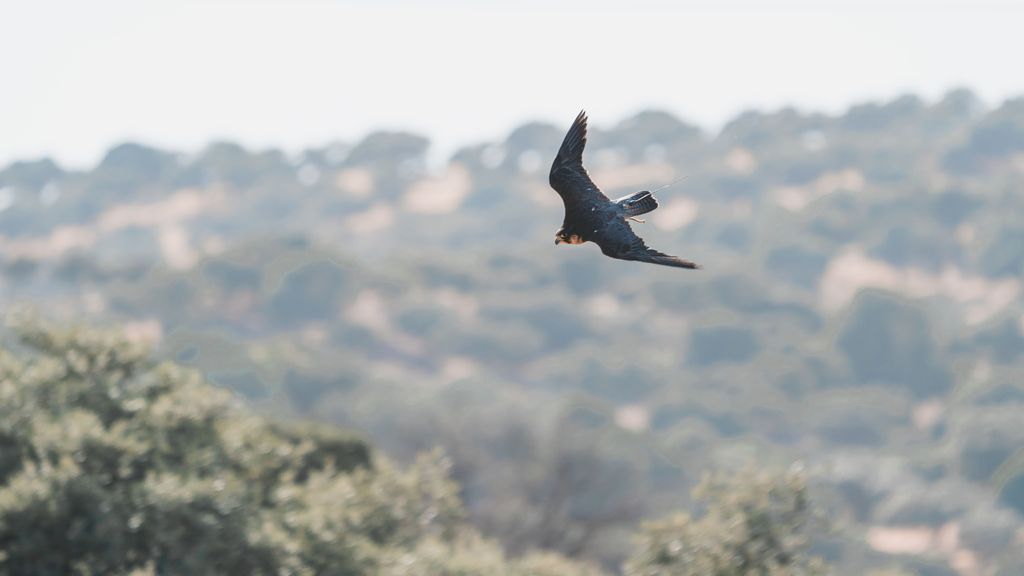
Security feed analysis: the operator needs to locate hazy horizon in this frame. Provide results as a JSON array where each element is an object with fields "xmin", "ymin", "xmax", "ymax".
[{"xmin": 5, "ymin": 0, "xmax": 1024, "ymax": 169}]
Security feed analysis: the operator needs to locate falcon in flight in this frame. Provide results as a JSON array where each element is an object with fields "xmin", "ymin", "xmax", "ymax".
[{"xmin": 549, "ymin": 111, "xmax": 699, "ymax": 270}]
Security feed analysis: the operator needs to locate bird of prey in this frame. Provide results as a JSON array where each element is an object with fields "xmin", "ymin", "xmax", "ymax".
[{"xmin": 549, "ymin": 111, "xmax": 699, "ymax": 269}]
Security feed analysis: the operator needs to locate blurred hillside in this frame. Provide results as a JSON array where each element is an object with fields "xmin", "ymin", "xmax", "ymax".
[{"xmin": 2, "ymin": 89, "xmax": 1024, "ymax": 574}]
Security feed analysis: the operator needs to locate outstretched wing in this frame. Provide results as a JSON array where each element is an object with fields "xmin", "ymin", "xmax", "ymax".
[
  {"xmin": 549, "ymin": 111, "xmax": 609, "ymax": 210},
  {"xmin": 593, "ymin": 218, "xmax": 700, "ymax": 270}
]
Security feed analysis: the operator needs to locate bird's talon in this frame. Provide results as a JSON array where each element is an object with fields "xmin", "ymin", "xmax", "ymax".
[{"xmin": 629, "ymin": 217, "xmax": 646, "ymax": 224}]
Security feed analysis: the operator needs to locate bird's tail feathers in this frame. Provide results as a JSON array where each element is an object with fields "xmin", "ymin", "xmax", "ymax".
[{"xmin": 619, "ymin": 190, "xmax": 659, "ymax": 217}]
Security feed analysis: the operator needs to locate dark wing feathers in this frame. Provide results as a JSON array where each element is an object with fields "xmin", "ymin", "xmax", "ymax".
[
  {"xmin": 594, "ymin": 219, "xmax": 700, "ymax": 270},
  {"xmin": 549, "ymin": 111, "xmax": 609, "ymax": 208},
  {"xmin": 622, "ymin": 245, "xmax": 700, "ymax": 269}
]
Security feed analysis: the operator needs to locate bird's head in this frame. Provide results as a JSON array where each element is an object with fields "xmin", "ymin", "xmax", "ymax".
[{"xmin": 554, "ymin": 228, "xmax": 583, "ymax": 245}]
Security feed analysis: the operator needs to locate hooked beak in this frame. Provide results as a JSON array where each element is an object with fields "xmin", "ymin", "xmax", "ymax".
[{"xmin": 555, "ymin": 237, "xmax": 562, "ymax": 245}]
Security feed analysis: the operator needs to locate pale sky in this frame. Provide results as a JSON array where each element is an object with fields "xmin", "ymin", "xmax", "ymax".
[{"xmin": 3, "ymin": 0, "xmax": 1023, "ymax": 169}]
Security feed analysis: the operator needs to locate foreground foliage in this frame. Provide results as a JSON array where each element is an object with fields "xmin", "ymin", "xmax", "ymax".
[
  {"xmin": 626, "ymin": 469, "xmax": 825, "ymax": 576},
  {"xmin": 0, "ymin": 320, "xmax": 830, "ymax": 575},
  {"xmin": 0, "ymin": 320, "xmax": 602, "ymax": 575}
]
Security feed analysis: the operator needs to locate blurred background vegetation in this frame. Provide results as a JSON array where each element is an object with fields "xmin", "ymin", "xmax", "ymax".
[{"xmin": 2, "ymin": 90, "xmax": 1024, "ymax": 574}]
